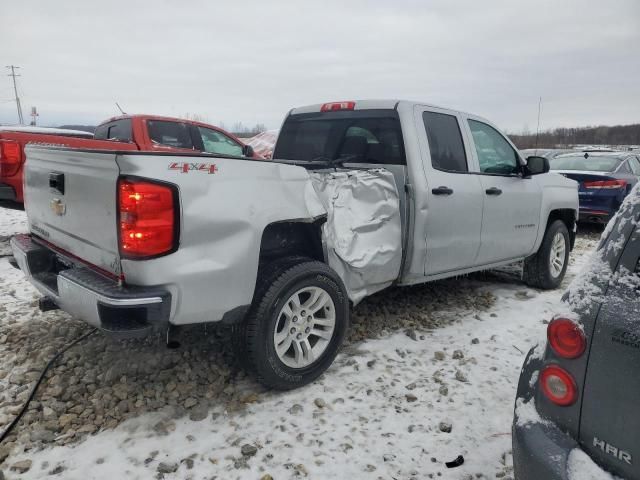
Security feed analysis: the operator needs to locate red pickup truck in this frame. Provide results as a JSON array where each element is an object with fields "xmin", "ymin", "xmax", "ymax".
[{"xmin": 0, "ymin": 114, "xmax": 259, "ymax": 207}]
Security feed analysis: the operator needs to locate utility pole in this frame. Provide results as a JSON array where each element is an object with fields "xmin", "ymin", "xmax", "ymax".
[{"xmin": 6, "ymin": 65, "xmax": 24, "ymax": 125}]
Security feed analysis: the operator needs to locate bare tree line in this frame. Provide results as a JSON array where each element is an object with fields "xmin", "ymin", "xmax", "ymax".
[{"xmin": 509, "ymin": 123, "xmax": 640, "ymax": 149}]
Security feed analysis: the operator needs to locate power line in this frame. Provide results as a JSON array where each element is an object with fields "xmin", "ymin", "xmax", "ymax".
[{"xmin": 6, "ymin": 65, "xmax": 24, "ymax": 124}]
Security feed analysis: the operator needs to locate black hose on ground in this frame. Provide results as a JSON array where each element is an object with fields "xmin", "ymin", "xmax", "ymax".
[{"xmin": 0, "ymin": 328, "xmax": 97, "ymax": 444}]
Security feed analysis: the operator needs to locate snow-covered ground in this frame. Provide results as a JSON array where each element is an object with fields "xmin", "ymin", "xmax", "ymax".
[{"xmin": 0, "ymin": 208, "xmax": 602, "ymax": 479}]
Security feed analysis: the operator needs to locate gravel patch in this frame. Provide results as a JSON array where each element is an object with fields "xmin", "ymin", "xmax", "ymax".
[{"xmin": 0, "ymin": 210, "xmax": 598, "ymax": 471}]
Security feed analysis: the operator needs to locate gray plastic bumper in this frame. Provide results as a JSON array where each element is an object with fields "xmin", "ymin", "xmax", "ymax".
[
  {"xmin": 512, "ymin": 416, "xmax": 577, "ymax": 480},
  {"xmin": 10, "ymin": 234, "xmax": 171, "ymax": 338},
  {"xmin": 0, "ymin": 183, "xmax": 16, "ymax": 200},
  {"xmin": 512, "ymin": 348, "xmax": 577, "ymax": 480}
]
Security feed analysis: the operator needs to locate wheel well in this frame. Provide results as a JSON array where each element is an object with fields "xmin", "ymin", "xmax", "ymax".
[
  {"xmin": 547, "ymin": 209, "xmax": 576, "ymax": 250},
  {"xmin": 259, "ymin": 219, "xmax": 326, "ymax": 263}
]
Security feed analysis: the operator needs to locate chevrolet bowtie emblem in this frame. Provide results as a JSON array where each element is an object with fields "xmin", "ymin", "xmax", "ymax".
[{"xmin": 50, "ymin": 198, "xmax": 66, "ymax": 216}]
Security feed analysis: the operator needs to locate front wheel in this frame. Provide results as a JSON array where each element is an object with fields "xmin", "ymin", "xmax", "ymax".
[
  {"xmin": 233, "ymin": 258, "xmax": 349, "ymax": 390},
  {"xmin": 523, "ymin": 219, "xmax": 570, "ymax": 289}
]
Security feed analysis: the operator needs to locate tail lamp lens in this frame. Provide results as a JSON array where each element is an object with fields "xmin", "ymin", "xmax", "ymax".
[
  {"xmin": 583, "ymin": 179, "xmax": 627, "ymax": 189},
  {"xmin": 540, "ymin": 365, "xmax": 578, "ymax": 406},
  {"xmin": 0, "ymin": 140, "xmax": 23, "ymax": 176},
  {"xmin": 547, "ymin": 318, "xmax": 586, "ymax": 359},
  {"xmin": 118, "ymin": 179, "xmax": 177, "ymax": 258}
]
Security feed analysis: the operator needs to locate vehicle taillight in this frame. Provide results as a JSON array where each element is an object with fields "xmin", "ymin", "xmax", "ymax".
[
  {"xmin": 540, "ymin": 365, "xmax": 578, "ymax": 406},
  {"xmin": 547, "ymin": 318, "xmax": 586, "ymax": 359},
  {"xmin": 0, "ymin": 140, "xmax": 24, "ymax": 176},
  {"xmin": 118, "ymin": 178, "xmax": 178, "ymax": 258},
  {"xmin": 583, "ymin": 179, "xmax": 627, "ymax": 189},
  {"xmin": 320, "ymin": 101, "xmax": 356, "ymax": 112}
]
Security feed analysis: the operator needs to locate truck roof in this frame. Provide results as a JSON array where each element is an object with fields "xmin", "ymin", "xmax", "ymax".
[
  {"xmin": 0, "ymin": 125, "xmax": 93, "ymax": 137},
  {"xmin": 288, "ymin": 99, "xmax": 449, "ymax": 115},
  {"xmin": 98, "ymin": 114, "xmax": 248, "ymax": 144}
]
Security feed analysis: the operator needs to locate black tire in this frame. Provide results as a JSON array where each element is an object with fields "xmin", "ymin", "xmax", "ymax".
[
  {"xmin": 231, "ymin": 256, "xmax": 306, "ymax": 368},
  {"xmin": 232, "ymin": 257, "xmax": 349, "ymax": 390},
  {"xmin": 523, "ymin": 219, "xmax": 570, "ymax": 289}
]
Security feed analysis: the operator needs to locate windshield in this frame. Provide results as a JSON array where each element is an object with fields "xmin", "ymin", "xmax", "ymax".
[
  {"xmin": 273, "ymin": 110, "xmax": 406, "ymax": 165},
  {"xmin": 551, "ymin": 155, "xmax": 621, "ymax": 172}
]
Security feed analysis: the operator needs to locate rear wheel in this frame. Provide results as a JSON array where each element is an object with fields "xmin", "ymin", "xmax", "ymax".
[
  {"xmin": 524, "ymin": 219, "xmax": 570, "ymax": 289},
  {"xmin": 232, "ymin": 258, "xmax": 349, "ymax": 390}
]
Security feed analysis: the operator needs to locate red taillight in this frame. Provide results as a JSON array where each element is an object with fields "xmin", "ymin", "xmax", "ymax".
[
  {"xmin": 547, "ymin": 318, "xmax": 586, "ymax": 359},
  {"xmin": 0, "ymin": 140, "xmax": 24, "ymax": 176},
  {"xmin": 118, "ymin": 178, "xmax": 177, "ymax": 258},
  {"xmin": 320, "ymin": 101, "xmax": 355, "ymax": 112},
  {"xmin": 583, "ymin": 179, "xmax": 627, "ymax": 189},
  {"xmin": 540, "ymin": 365, "xmax": 578, "ymax": 406}
]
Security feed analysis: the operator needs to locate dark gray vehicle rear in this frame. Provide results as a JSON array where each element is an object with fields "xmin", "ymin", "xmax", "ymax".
[{"xmin": 513, "ymin": 184, "xmax": 640, "ymax": 479}]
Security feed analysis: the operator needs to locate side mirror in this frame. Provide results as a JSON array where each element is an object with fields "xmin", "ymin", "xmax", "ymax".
[
  {"xmin": 525, "ymin": 155, "xmax": 550, "ymax": 176},
  {"xmin": 242, "ymin": 144, "xmax": 254, "ymax": 158}
]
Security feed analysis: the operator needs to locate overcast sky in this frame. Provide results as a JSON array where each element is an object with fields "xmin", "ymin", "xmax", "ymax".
[{"xmin": 1, "ymin": 0, "xmax": 639, "ymax": 132}]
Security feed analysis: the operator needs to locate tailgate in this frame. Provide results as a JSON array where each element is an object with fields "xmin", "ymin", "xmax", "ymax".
[{"xmin": 24, "ymin": 146, "xmax": 121, "ymax": 275}]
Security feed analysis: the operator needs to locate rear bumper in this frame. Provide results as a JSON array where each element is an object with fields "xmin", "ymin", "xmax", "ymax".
[
  {"xmin": 578, "ymin": 209, "xmax": 612, "ymax": 224},
  {"xmin": 513, "ymin": 413, "xmax": 577, "ymax": 480},
  {"xmin": 0, "ymin": 183, "xmax": 16, "ymax": 200},
  {"xmin": 10, "ymin": 234, "xmax": 171, "ymax": 338},
  {"xmin": 513, "ymin": 348, "xmax": 577, "ymax": 479},
  {"xmin": 578, "ymin": 191, "xmax": 625, "ymax": 223}
]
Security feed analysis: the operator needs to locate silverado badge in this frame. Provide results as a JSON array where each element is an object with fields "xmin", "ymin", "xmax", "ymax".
[{"xmin": 50, "ymin": 198, "xmax": 66, "ymax": 216}]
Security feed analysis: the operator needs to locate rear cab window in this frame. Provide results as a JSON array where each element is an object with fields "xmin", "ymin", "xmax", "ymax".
[
  {"xmin": 147, "ymin": 120, "xmax": 194, "ymax": 149},
  {"xmin": 94, "ymin": 119, "xmax": 132, "ymax": 142},
  {"xmin": 273, "ymin": 109, "xmax": 406, "ymax": 166}
]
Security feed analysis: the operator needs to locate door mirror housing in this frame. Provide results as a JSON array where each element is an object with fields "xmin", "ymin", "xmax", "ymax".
[
  {"xmin": 525, "ymin": 156, "xmax": 550, "ymax": 176},
  {"xmin": 242, "ymin": 144, "xmax": 254, "ymax": 158}
]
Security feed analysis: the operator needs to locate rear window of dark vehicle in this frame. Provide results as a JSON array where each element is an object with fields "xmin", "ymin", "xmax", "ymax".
[
  {"xmin": 94, "ymin": 119, "xmax": 132, "ymax": 142},
  {"xmin": 551, "ymin": 155, "xmax": 621, "ymax": 172},
  {"xmin": 273, "ymin": 109, "xmax": 406, "ymax": 165},
  {"xmin": 147, "ymin": 120, "xmax": 193, "ymax": 149},
  {"xmin": 422, "ymin": 111, "xmax": 467, "ymax": 172}
]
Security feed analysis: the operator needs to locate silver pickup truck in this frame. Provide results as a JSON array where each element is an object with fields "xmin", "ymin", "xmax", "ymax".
[{"xmin": 11, "ymin": 100, "xmax": 578, "ymax": 389}]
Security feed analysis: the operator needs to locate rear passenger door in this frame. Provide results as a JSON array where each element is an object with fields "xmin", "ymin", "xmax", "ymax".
[
  {"xmin": 463, "ymin": 116, "xmax": 541, "ymax": 265},
  {"xmin": 416, "ymin": 106, "xmax": 483, "ymax": 275}
]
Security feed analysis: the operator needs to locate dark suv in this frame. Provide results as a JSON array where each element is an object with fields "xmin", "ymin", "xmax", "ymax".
[{"xmin": 513, "ymin": 184, "xmax": 640, "ymax": 479}]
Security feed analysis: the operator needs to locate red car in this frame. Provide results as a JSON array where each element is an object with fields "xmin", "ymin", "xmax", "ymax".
[{"xmin": 0, "ymin": 115, "xmax": 260, "ymax": 207}]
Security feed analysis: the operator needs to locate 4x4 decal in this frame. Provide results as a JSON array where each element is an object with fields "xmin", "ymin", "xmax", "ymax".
[{"xmin": 168, "ymin": 162, "xmax": 218, "ymax": 174}]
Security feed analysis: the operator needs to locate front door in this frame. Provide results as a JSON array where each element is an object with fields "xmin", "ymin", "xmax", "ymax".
[
  {"xmin": 464, "ymin": 117, "xmax": 541, "ymax": 265},
  {"xmin": 417, "ymin": 106, "xmax": 483, "ymax": 275}
]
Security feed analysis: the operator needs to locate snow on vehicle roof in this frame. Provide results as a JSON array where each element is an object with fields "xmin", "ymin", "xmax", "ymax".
[{"xmin": 0, "ymin": 125, "xmax": 93, "ymax": 137}]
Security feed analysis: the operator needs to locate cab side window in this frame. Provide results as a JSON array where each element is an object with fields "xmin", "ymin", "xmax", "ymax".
[
  {"xmin": 147, "ymin": 120, "xmax": 194, "ymax": 149},
  {"xmin": 422, "ymin": 111, "xmax": 468, "ymax": 172},
  {"xmin": 628, "ymin": 156, "xmax": 640, "ymax": 176},
  {"xmin": 468, "ymin": 120, "xmax": 520, "ymax": 175},
  {"xmin": 198, "ymin": 127, "xmax": 244, "ymax": 157}
]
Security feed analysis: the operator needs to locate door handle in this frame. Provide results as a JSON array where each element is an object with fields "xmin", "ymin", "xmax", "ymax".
[
  {"xmin": 485, "ymin": 187, "xmax": 503, "ymax": 196},
  {"xmin": 49, "ymin": 172, "xmax": 65, "ymax": 195},
  {"xmin": 432, "ymin": 186, "xmax": 454, "ymax": 196}
]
